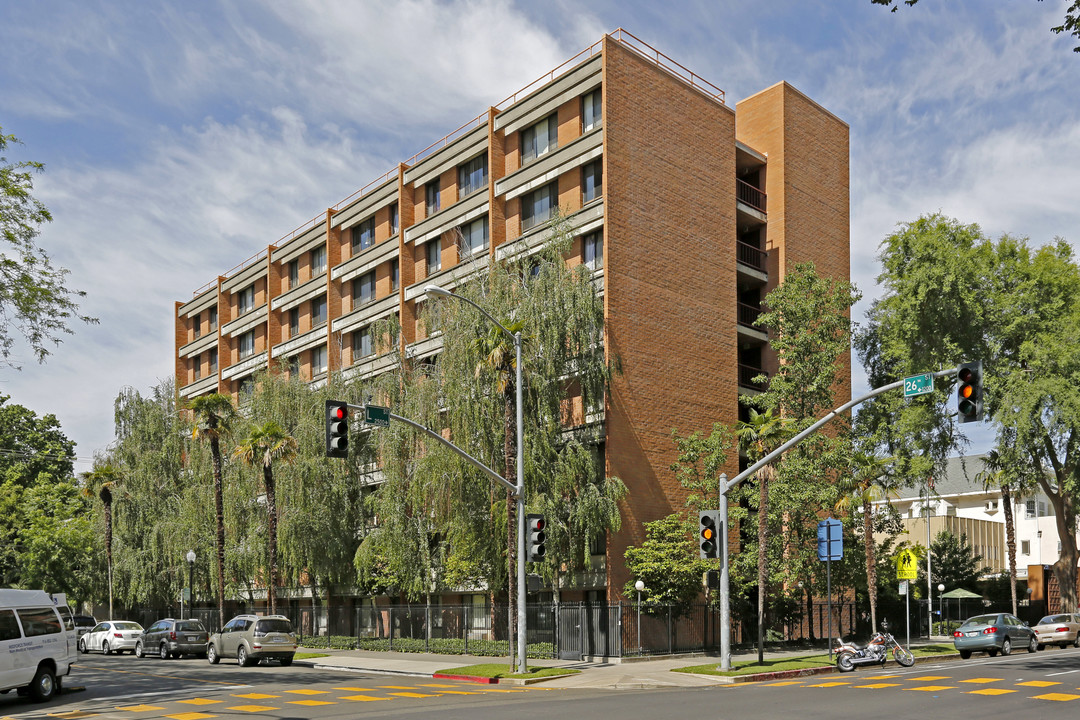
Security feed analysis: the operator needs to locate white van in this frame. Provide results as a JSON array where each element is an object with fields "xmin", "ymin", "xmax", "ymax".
[{"xmin": 0, "ymin": 589, "xmax": 78, "ymax": 702}]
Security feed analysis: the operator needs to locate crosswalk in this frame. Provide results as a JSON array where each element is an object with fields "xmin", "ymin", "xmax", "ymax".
[
  {"xmin": 756, "ymin": 673, "xmax": 1080, "ymax": 702},
  {"xmin": 1, "ymin": 682, "xmax": 554, "ymax": 719}
]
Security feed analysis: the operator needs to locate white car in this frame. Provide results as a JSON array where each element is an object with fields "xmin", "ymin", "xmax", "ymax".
[{"xmin": 79, "ymin": 620, "xmax": 144, "ymax": 655}]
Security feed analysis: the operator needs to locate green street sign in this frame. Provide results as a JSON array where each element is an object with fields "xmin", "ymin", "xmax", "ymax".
[
  {"xmin": 364, "ymin": 404, "xmax": 390, "ymax": 427},
  {"xmin": 903, "ymin": 373, "xmax": 934, "ymax": 398}
]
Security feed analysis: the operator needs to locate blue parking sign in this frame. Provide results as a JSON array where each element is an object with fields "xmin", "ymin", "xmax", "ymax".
[{"xmin": 817, "ymin": 518, "xmax": 843, "ymax": 561}]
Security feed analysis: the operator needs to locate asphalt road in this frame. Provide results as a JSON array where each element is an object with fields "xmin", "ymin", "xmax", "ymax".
[{"xmin": 4, "ymin": 646, "xmax": 1080, "ymax": 719}]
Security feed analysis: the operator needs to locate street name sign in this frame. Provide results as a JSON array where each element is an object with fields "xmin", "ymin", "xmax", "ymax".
[
  {"xmin": 896, "ymin": 549, "xmax": 918, "ymax": 580},
  {"xmin": 903, "ymin": 373, "xmax": 934, "ymax": 398},
  {"xmin": 364, "ymin": 404, "xmax": 391, "ymax": 427}
]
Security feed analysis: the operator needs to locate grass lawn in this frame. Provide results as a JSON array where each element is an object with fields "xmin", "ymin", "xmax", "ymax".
[
  {"xmin": 294, "ymin": 652, "xmax": 331, "ymax": 660},
  {"xmin": 673, "ymin": 644, "xmax": 956, "ymax": 677},
  {"xmin": 436, "ymin": 663, "xmax": 581, "ymax": 679}
]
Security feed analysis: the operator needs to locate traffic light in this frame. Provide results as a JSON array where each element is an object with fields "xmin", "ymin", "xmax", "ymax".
[
  {"xmin": 699, "ymin": 510, "xmax": 722, "ymax": 560},
  {"xmin": 325, "ymin": 400, "xmax": 350, "ymax": 458},
  {"xmin": 956, "ymin": 361, "xmax": 983, "ymax": 424},
  {"xmin": 526, "ymin": 514, "xmax": 546, "ymax": 562}
]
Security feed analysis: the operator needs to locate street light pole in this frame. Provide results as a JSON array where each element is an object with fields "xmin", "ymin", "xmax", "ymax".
[
  {"xmin": 635, "ymin": 580, "xmax": 644, "ymax": 655},
  {"xmin": 186, "ymin": 550, "xmax": 196, "ymax": 621},
  {"xmin": 426, "ymin": 285, "xmax": 528, "ymax": 674},
  {"xmin": 937, "ymin": 583, "xmax": 945, "ymax": 635}
]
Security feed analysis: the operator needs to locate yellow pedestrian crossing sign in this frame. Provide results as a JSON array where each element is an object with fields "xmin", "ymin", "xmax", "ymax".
[{"xmin": 896, "ymin": 549, "xmax": 918, "ymax": 580}]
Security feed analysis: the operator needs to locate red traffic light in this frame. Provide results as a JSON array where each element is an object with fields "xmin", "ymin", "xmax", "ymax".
[{"xmin": 331, "ymin": 405, "xmax": 348, "ymax": 420}]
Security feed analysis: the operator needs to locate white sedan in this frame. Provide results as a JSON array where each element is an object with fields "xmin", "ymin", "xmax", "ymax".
[{"xmin": 78, "ymin": 621, "xmax": 144, "ymax": 655}]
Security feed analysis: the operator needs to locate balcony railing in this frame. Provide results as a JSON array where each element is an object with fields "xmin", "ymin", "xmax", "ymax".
[
  {"xmin": 737, "ymin": 179, "xmax": 767, "ymax": 213},
  {"xmin": 738, "ymin": 364, "xmax": 769, "ymax": 389},
  {"xmin": 737, "ymin": 303, "xmax": 762, "ymax": 329},
  {"xmin": 737, "ymin": 241, "xmax": 767, "ymax": 272}
]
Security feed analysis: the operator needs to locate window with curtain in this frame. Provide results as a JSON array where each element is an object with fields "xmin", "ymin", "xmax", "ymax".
[
  {"xmin": 312, "ymin": 294, "xmax": 327, "ymax": 326},
  {"xmin": 582, "ymin": 89, "xmax": 602, "ymax": 132},
  {"xmin": 354, "ymin": 271, "xmax": 376, "ymax": 306},
  {"xmin": 459, "ymin": 217, "xmax": 488, "ymax": 256},
  {"xmin": 426, "ymin": 240, "xmax": 441, "ymax": 276},
  {"xmin": 521, "ymin": 182, "xmax": 558, "ymax": 231},
  {"xmin": 352, "ymin": 218, "xmax": 375, "ymax": 254},
  {"xmin": 354, "ymin": 327, "xmax": 373, "ymax": 360},
  {"xmin": 458, "ymin": 154, "xmax": 488, "ymax": 198},
  {"xmin": 582, "ymin": 160, "xmax": 602, "ymax": 203},
  {"xmin": 426, "ymin": 180, "xmax": 441, "ymax": 216},
  {"xmin": 521, "ymin": 113, "xmax": 558, "ymax": 164}
]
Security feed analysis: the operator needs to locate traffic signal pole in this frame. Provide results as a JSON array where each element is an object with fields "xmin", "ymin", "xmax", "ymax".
[{"xmin": 716, "ymin": 365, "xmax": 961, "ymax": 670}]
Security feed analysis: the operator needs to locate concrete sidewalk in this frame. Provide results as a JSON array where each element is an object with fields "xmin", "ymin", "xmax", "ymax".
[{"xmin": 292, "ymin": 638, "xmax": 956, "ymax": 690}]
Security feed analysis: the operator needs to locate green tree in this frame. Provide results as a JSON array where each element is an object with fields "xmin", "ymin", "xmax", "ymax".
[
  {"xmin": 13, "ymin": 479, "xmax": 97, "ymax": 604},
  {"xmin": 623, "ymin": 514, "xmax": 707, "ymax": 616},
  {"xmin": 858, "ymin": 213, "xmax": 1080, "ymax": 611},
  {"xmin": 0, "ymin": 127, "xmax": 95, "ymax": 367},
  {"xmin": 919, "ymin": 530, "xmax": 989, "ymax": 592},
  {"xmin": 234, "ymin": 421, "xmax": 297, "ymax": 616},
  {"xmin": 669, "ymin": 423, "xmax": 733, "ymax": 512},
  {"xmin": 189, "ymin": 393, "xmax": 240, "ymax": 627},
  {"xmin": 870, "ymin": 0, "xmax": 1080, "ymax": 52}
]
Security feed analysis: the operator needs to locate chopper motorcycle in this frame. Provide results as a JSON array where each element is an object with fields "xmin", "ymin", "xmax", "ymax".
[{"xmin": 834, "ymin": 626, "xmax": 915, "ymax": 672}]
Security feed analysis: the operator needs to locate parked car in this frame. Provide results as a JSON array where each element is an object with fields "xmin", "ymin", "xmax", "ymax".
[
  {"xmin": 1032, "ymin": 613, "xmax": 1080, "ymax": 650},
  {"xmin": 206, "ymin": 614, "xmax": 296, "ymax": 667},
  {"xmin": 0, "ymin": 588, "xmax": 78, "ymax": 702},
  {"xmin": 72, "ymin": 615, "xmax": 97, "ymax": 638},
  {"xmin": 79, "ymin": 620, "xmax": 144, "ymax": 655},
  {"xmin": 135, "ymin": 618, "xmax": 209, "ymax": 659},
  {"xmin": 953, "ymin": 612, "xmax": 1038, "ymax": 658}
]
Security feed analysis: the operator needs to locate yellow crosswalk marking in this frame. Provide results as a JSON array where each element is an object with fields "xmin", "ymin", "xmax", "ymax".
[
  {"xmin": 1019, "ymin": 681, "xmax": 1061, "ymax": 687},
  {"xmin": 967, "ymin": 688, "xmax": 1015, "ymax": 696},
  {"xmin": 912, "ymin": 676, "xmax": 951, "ymax": 681},
  {"xmin": 177, "ymin": 699, "xmax": 222, "ymax": 705},
  {"xmin": 864, "ymin": 675, "xmax": 900, "ymax": 679},
  {"xmin": 435, "ymin": 690, "xmax": 481, "ymax": 694},
  {"xmin": 906, "ymin": 685, "xmax": 957, "ymax": 692},
  {"xmin": 165, "ymin": 713, "xmax": 216, "ymax": 720},
  {"xmin": 806, "ymin": 681, "xmax": 850, "ymax": 687},
  {"xmin": 224, "ymin": 705, "xmax": 278, "ymax": 713},
  {"xmin": 287, "ymin": 700, "xmax": 336, "ymax": 706},
  {"xmin": 421, "ymin": 683, "xmax": 464, "ymax": 687},
  {"xmin": 855, "ymin": 683, "xmax": 901, "ymax": 689},
  {"xmin": 284, "ymin": 688, "xmax": 330, "ymax": 695},
  {"xmin": 231, "ymin": 693, "xmax": 279, "ymax": 699},
  {"xmin": 334, "ymin": 687, "xmax": 375, "ymax": 691},
  {"xmin": 116, "ymin": 705, "xmax": 165, "ymax": 712},
  {"xmin": 764, "ymin": 681, "xmax": 805, "ymax": 686},
  {"xmin": 377, "ymin": 685, "xmax": 415, "ymax": 689},
  {"xmin": 1033, "ymin": 693, "xmax": 1080, "ymax": 701},
  {"xmin": 390, "ymin": 692, "xmax": 438, "ymax": 698},
  {"xmin": 339, "ymin": 694, "xmax": 387, "ymax": 701},
  {"xmin": 960, "ymin": 678, "xmax": 1001, "ymax": 684},
  {"xmin": 48, "ymin": 713, "xmax": 97, "ymax": 719}
]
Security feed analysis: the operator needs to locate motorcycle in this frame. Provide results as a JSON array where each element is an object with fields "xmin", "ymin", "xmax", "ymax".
[{"xmin": 834, "ymin": 629, "xmax": 915, "ymax": 672}]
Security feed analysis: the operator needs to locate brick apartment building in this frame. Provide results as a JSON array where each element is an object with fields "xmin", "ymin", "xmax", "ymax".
[{"xmin": 174, "ymin": 30, "xmax": 851, "ymax": 603}]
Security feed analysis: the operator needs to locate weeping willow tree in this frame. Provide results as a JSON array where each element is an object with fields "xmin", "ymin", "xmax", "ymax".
[{"xmin": 356, "ymin": 215, "xmax": 626, "ymax": 618}]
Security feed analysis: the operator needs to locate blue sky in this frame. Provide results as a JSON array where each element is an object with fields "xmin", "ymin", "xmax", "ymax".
[{"xmin": 1, "ymin": 0, "xmax": 1078, "ymax": 471}]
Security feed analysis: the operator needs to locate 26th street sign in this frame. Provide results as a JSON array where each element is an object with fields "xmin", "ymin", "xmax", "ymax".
[{"xmin": 903, "ymin": 373, "xmax": 934, "ymax": 398}]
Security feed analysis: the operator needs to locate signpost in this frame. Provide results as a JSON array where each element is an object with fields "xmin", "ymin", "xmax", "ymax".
[
  {"xmin": 896, "ymin": 549, "xmax": 918, "ymax": 649},
  {"xmin": 817, "ymin": 518, "xmax": 843, "ymax": 657},
  {"xmin": 903, "ymin": 373, "xmax": 934, "ymax": 398}
]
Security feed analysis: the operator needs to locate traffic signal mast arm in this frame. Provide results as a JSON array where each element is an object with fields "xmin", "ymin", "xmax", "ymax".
[{"xmin": 342, "ymin": 402, "xmax": 518, "ymax": 497}]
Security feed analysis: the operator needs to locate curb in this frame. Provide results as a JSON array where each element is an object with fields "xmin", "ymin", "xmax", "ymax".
[
  {"xmin": 432, "ymin": 673, "xmax": 497, "ymax": 684},
  {"xmin": 701, "ymin": 652, "xmax": 963, "ymax": 684}
]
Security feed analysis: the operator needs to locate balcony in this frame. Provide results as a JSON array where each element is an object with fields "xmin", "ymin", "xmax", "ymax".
[
  {"xmin": 737, "ymin": 241, "xmax": 767, "ymax": 273},
  {"xmin": 737, "ymin": 302, "xmax": 762, "ymax": 329},
  {"xmin": 738, "ymin": 364, "xmax": 769, "ymax": 392},
  {"xmin": 737, "ymin": 178, "xmax": 766, "ymax": 213}
]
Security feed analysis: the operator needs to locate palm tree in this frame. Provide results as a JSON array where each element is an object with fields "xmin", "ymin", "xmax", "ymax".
[
  {"xmin": 736, "ymin": 407, "xmax": 789, "ymax": 664},
  {"xmin": 976, "ymin": 447, "xmax": 1034, "ymax": 617},
  {"xmin": 835, "ymin": 451, "xmax": 895, "ymax": 633},
  {"xmin": 234, "ymin": 421, "xmax": 298, "ymax": 616},
  {"xmin": 81, "ymin": 465, "xmax": 120, "ymax": 618},
  {"xmin": 189, "ymin": 393, "xmax": 239, "ymax": 629}
]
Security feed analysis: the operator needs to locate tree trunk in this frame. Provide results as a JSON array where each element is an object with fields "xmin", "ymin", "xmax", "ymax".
[
  {"xmin": 805, "ymin": 583, "xmax": 816, "ymax": 643},
  {"xmin": 1040, "ymin": 468, "xmax": 1079, "ymax": 613},
  {"xmin": 863, "ymin": 495, "xmax": 877, "ymax": 633},
  {"xmin": 1002, "ymin": 485, "xmax": 1017, "ymax": 616},
  {"xmin": 211, "ymin": 436, "xmax": 227, "ymax": 631},
  {"xmin": 757, "ymin": 468, "xmax": 768, "ymax": 664},
  {"xmin": 264, "ymin": 462, "xmax": 278, "ymax": 616},
  {"xmin": 104, "ymin": 500, "xmax": 113, "ymax": 620}
]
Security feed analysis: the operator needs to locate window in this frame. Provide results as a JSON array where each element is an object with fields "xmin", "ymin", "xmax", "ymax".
[
  {"xmin": 458, "ymin": 154, "xmax": 488, "ymax": 198},
  {"xmin": 237, "ymin": 285, "xmax": 255, "ymax": 315},
  {"xmin": 390, "ymin": 202, "xmax": 399, "ymax": 235},
  {"xmin": 354, "ymin": 327, "xmax": 373, "ymax": 360},
  {"xmin": 426, "ymin": 240, "xmax": 441, "ymax": 276},
  {"xmin": 582, "ymin": 160, "xmax": 602, "ymax": 203},
  {"xmin": 193, "ymin": 313, "xmax": 201, "ymax": 339},
  {"xmin": 583, "ymin": 231, "xmax": 603, "ymax": 270},
  {"xmin": 312, "ymin": 294, "xmax": 327, "ymax": 326},
  {"xmin": 239, "ymin": 377, "xmax": 254, "ymax": 397},
  {"xmin": 288, "ymin": 259, "xmax": 299, "ymax": 288},
  {"xmin": 391, "ymin": 259, "xmax": 399, "ymax": 291},
  {"xmin": 311, "ymin": 246, "xmax": 327, "ymax": 275},
  {"xmin": 1021, "ymin": 540, "xmax": 1031, "ymax": 555},
  {"xmin": 521, "ymin": 113, "xmax": 558, "ymax": 164},
  {"xmin": 192, "ymin": 357, "xmax": 201, "ymax": 381},
  {"xmin": 582, "ymin": 89, "xmax": 602, "ymax": 131},
  {"xmin": 351, "ymin": 218, "xmax": 375, "ymax": 254},
  {"xmin": 238, "ymin": 330, "xmax": 255, "ymax": 359},
  {"xmin": 209, "ymin": 348, "xmax": 218, "ymax": 373},
  {"xmin": 0, "ymin": 609, "xmax": 21, "ymax": 641},
  {"xmin": 459, "ymin": 217, "xmax": 488, "ymax": 256},
  {"xmin": 209, "ymin": 307, "xmax": 217, "ymax": 331},
  {"xmin": 288, "ymin": 355, "xmax": 300, "ymax": 378},
  {"xmin": 354, "ymin": 271, "xmax": 376, "ymax": 306},
  {"xmin": 312, "ymin": 345, "xmax": 328, "ymax": 375},
  {"xmin": 521, "ymin": 182, "xmax": 558, "ymax": 231},
  {"xmin": 17, "ymin": 607, "xmax": 61, "ymax": 637},
  {"xmin": 289, "ymin": 307, "xmax": 299, "ymax": 337},
  {"xmin": 426, "ymin": 180, "xmax": 441, "ymax": 216}
]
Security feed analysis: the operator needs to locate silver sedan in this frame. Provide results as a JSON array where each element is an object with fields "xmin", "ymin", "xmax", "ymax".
[
  {"xmin": 78, "ymin": 620, "xmax": 144, "ymax": 655},
  {"xmin": 1033, "ymin": 613, "xmax": 1080, "ymax": 650}
]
